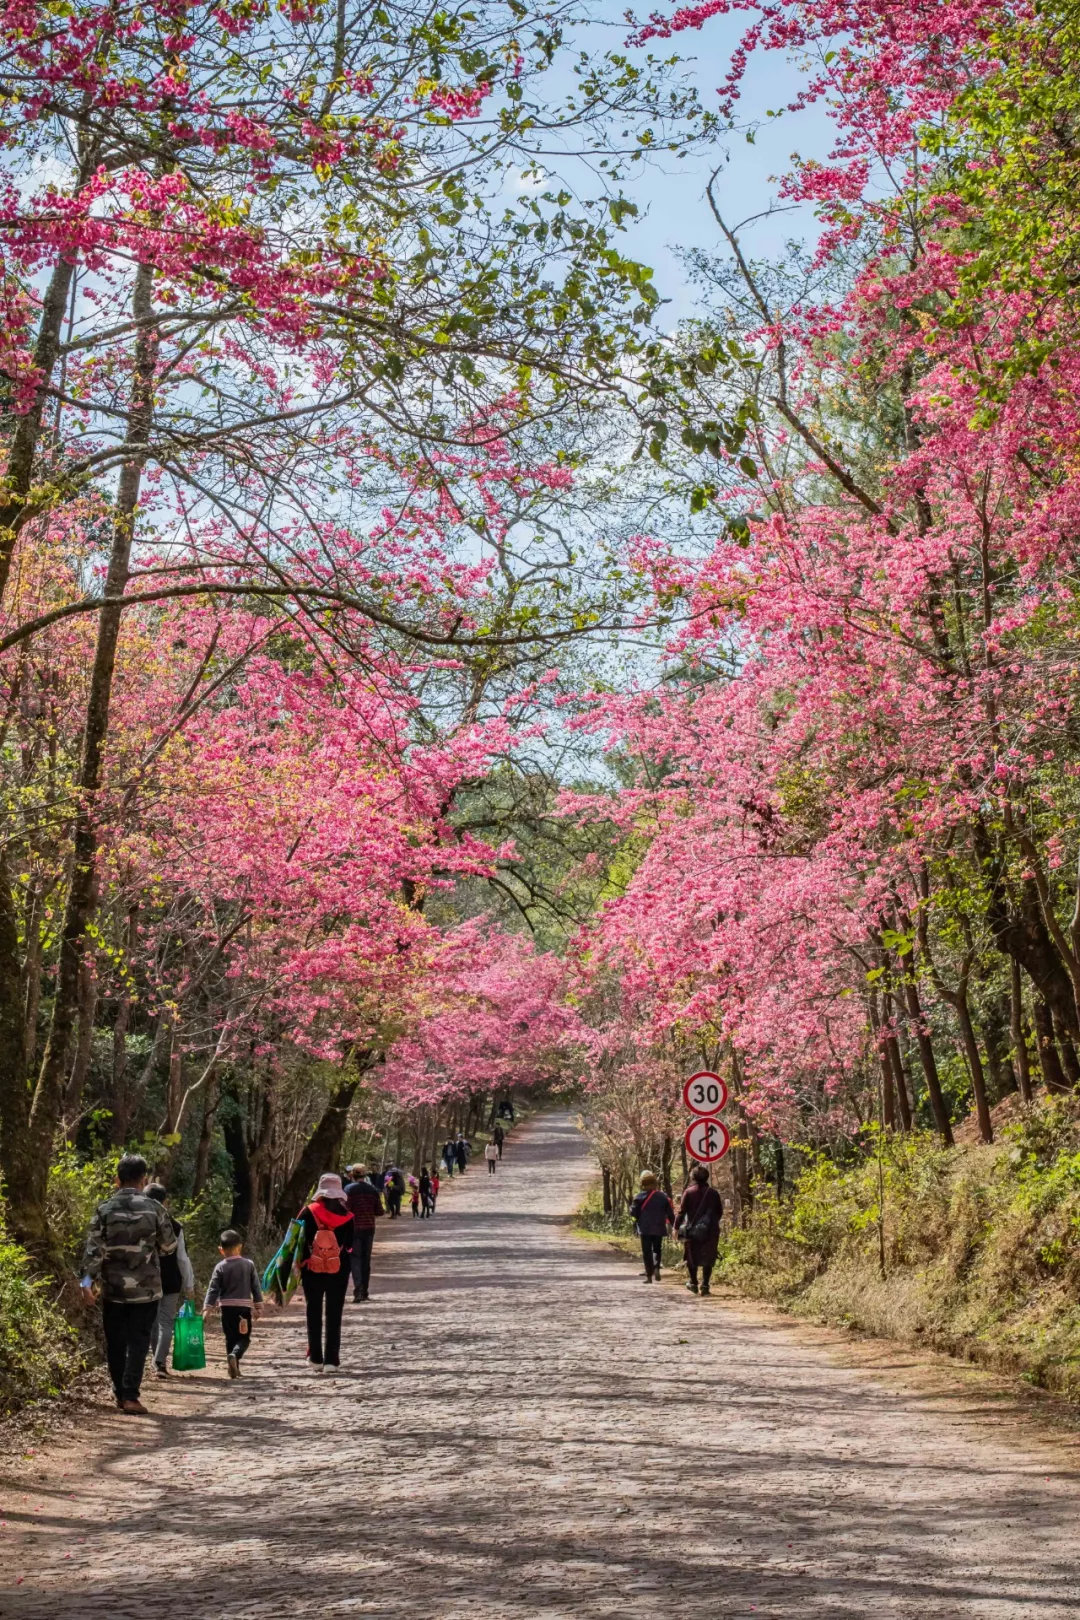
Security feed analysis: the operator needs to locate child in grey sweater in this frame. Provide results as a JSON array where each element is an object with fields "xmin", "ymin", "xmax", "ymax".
[{"xmin": 203, "ymin": 1229, "xmax": 263, "ymax": 1378}]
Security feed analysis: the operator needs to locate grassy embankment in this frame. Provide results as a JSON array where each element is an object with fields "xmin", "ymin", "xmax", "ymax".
[{"xmin": 577, "ymin": 1099, "xmax": 1080, "ymax": 1401}]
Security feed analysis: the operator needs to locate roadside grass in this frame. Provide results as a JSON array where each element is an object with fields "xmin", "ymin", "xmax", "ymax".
[{"xmin": 576, "ymin": 1100, "xmax": 1080, "ymax": 1403}]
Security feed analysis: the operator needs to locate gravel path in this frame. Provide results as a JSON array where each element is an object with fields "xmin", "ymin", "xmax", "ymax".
[{"xmin": 3, "ymin": 1111, "xmax": 1080, "ymax": 1618}]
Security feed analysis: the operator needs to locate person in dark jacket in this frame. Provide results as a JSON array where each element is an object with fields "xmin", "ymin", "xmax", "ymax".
[
  {"xmin": 384, "ymin": 1165, "xmax": 405, "ymax": 1217},
  {"xmin": 492, "ymin": 1123, "xmax": 505, "ymax": 1159},
  {"xmin": 298, "ymin": 1173, "xmax": 354, "ymax": 1372},
  {"xmin": 629, "ymin": 1171, "xmax": 675, "ymax": 1284},
  {"xmin": 418, "ymin": 1166, "xmax": 433, "ymax": 1217},
  {"xmin": 343, "ymin": 1165, "xmax": 384, "ymax": 1302},
  {"xmin": 454, "ymin": 1135, "xmax": 469, "ymax": 1174},
  {"xmin": 146, "ymin": 1183, "xmax": 195, "ymax": 1378},
  {"xmin": 80, "ymin": 1154, "xmax": 177, "ymax": 1413},
  {"xmin": 677, "ymin": 1165, "xmax": 724, "ymax": 1295}
]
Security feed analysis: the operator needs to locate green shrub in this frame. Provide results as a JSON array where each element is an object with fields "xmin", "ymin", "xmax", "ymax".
[
  {"xmin": 0, "ymin": 1237, "xmax": 82, "ymax": 1414},
  {"xmin": 717, "ymin": 1100, "xmax": 1080, "ymax": 1400}
]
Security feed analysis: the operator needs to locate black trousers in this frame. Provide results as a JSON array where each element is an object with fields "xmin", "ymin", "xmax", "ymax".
[
  {"xmin": 350, "ymin": 1228, "xmax": 374, "ymax": 1295},
  {"xmin": 221, "ymin": 1306, "xmax": 253, "ymax": 1360},
  {"xmin": 640, "ymin": 1234, "xmax": 663, "ymax": 1276},
  {"xmin": 301, "ymin": 1268, "xmax": 349, "ymax": 1364},
  {"xmin": 102, "ymin": 1299, "xmax": 158, "ymax": 1401}
]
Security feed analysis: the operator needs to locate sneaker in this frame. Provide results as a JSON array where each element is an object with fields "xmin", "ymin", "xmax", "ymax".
[
  {"xmin": 227, "ymin": 1353, "xmax": 240, "ymax": 1379},
  {"xmin": 120, "ymin": 1399, "xmax": 149, "ymax": 1415},
  {"xmin": 306, "ymin": 1361, "xmax": 324, "ymax": 1375},
  {"xmin": 352, "ymin": 1290, "xmax": 363, "ymax": 1303},
  {"xmin": 700, "ymin": 1285, "xmax": 711, "ymax": 1296},
  {"xmin": 642, "ymin": 1274, "xmax": 653, "ymax": 1284},
  {"xmin": 686, "ymin": 1280, "xmax": 699, "ymax": 1294},
  {"xmin": 323, "ymin": 1363, "xmax": 340, "ymax": 1377},
  {"xmin": 153, "ymin": 1364, "xmax": 169, "ymax": 1379}
]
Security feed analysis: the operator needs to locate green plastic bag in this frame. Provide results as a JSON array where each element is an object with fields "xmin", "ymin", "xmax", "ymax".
[{"xmin": 172, "ymin": 1301, "xmax": 206, "ymax": 1371}]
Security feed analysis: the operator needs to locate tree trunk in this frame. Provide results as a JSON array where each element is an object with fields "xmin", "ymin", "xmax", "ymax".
[
  {"xmin": 0, "ymin": 252, "xmax": 81, "ymax": 603},
  {"xmin": 224, "ymin": 1104, "xmax": 253, "ymax": 1230},
  {"xmin": 660, "ymin": 1132, "xmax": 673, "ymax": 1199},
  {"xmin": 273, "ymin": 1061, "xmax": 370, "ymax": 1228},
  {"xmin": 602, "ymin": 1166, "xmax": 612, "ymax": 1215},
  {"xmin": 1032, "ymin": 996, "xmax": 1069, "ymax": 1093},
  {"xmin": 0, "ymin": 855, "xmax": 33, "ymax": 1245},
  {"xmin": 21, "ymin": 882, "xmax": 43, "ymax": 1073},
  {"xmin": 951, "ymin": 990, "xmax": 993, "ymax": 1143},
  {"xmin": 16, "ymin": 261, "xmax": 158, "ymax": 1256},
  {"xmin": 162, "ymin": 1028, "xmax": 184, "ymax": 1136},
  {"xmin": 1010, "ymin": 958, "xmax": 1034, "ymax": 1102},
  {"xmin": 902, "ymin": 976, "xmax": 954, "ymax": 1145},
  {"xmin": 63, "ymin": 954, "xmax": 98, "ymax": 1131},
  {"xmin": 192, "ymin": 1070, "xmax": 221, "ymax": 1198},
  {"xmin": 882, "ymin": 990, "xmax": 913, "ymax": 1129}
]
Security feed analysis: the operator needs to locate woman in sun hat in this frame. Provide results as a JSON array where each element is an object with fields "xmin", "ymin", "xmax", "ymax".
[
  {"xmin": 629, "ymin": 1170, "xmax": 675, "ymax": 1285},
  {"xmin": 297, "ymin": 1172, "xmax": 355, "ymax": 1373}
]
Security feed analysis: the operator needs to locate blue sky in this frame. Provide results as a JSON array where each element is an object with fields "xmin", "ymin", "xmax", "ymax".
[{"xmin": 556, "ymin": 4, "xmax": 837, "ymax": 324}]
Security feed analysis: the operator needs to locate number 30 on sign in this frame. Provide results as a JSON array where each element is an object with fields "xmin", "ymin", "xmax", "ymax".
[
  {"xmin": 685, "ymin": 1116, "xmax": 731, "ymax": 1164},
  {"xmin": 682, "ymin": 1071, "xmax": 728, "ymax": 1116}
]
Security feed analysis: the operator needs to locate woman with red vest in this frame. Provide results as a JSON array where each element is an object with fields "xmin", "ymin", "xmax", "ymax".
[{"xmin": 298, "ymin": 1173, "xmax": 354, "ymax": 1374}]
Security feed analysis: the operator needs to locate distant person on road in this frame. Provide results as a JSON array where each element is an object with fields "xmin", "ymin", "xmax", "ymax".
[
  {"xmin": 442, "ymin": 1139, "xmax": 456, "ymax": 1177},
  {"xmin": 492, "ymin": 1123, "xmax": 505, "ymax": 1159},
  {"xmin": 629, "ymin": 1171, "xmax": 675, "ymax": 1285},
  {"xmin": 409, "ymin": 1175, "xmax": 421, "ymax": 1218},
  {"xmin": 80, "ymin": 1154, "xmax": 177, "ymax": 1414},
  {"xmin": 485, "ymin": 1140, "xmax": 499, "ymax": 1175},
  {"xmin": 454, "ymin": 1135, "xmax": 469, "ymax": 1174},
  {"xmin": 677, "ymin": 1165, "xmax": 724, "ymax": 1296},
  {"xmin": 385, "ymin": 1165, "xmax": 405, "ymax": 1217},
  {"xmin": 203, "ymin": 1228, "xmax": 263, "ymax": 1378},
  {"xmin": 298, "ymin": 1173, "xmax": 354, "ymax": 1373},
  {"xmin": 419, "ymin": 1166, "xmax": 433, "ymax": 1217},
  {"xmin": 146, "ymin": 1182, "xmax": 195, "ymax": 1380},
  {"xmin": 343, "ymin": 1165, "xmax": 383, "ymax": 1302},
  {"xmin": 430, "ymin": 1169, "xmax": 440, "ymax": 1211}
]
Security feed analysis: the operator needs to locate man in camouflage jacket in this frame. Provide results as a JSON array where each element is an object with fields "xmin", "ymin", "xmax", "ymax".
[{"xmin": 81, "ymin": 1153, "xmax": 177, "ymax": 1413}]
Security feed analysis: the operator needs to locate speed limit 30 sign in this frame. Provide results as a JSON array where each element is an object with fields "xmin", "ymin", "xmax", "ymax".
[
  {"xmin": 682, "ymin": 1071, "xmax": 728, "ymax": 1116},
  {"xmin": 684, "ymin": 1116, "xmax": 730, "ymax": 1163}
]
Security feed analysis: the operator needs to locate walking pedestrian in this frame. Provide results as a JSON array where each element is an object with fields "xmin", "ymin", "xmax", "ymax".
[
  {"xmin": 385, "ymin": 1164, "xmax": 405, "ymax": 1217},
  {"xmin": 492, "ymin": 1122, "xmax": 505, "ymax": 1159},
  {"xmin": 677, "ymin": 1165, "xmax": 724, "ymax": 1296},
  {"xmin": 629, "ymin": 1171, "xmax": 674, "ymax": 1285},
  {"xmin": 203, "ymin": 1229, "xmax": 263, "ymax": 1377},
  {"xmin": 419, "ymin": 1166, "xmax": 433, "ymax": 1217},
  {"xmin": 454, "ymin": 1134, "xmax": 469, "ymax": 1174},
  {"xmin": 146, "ymin": 1182, "xmax": 195, "ymax": 1379},
  {"xmin": 298, "ymin": 1173, "xmax": 354, "ymax": 1373},
  {"xmin": 343, "ymin": 1164, "xmax": 383, "ymax": 1302},
  {"xmin": 442, "ymin": 1138, "xmax": 456, "ymax": 1177},
  {"xmin": 430, "ymin": 1169, "xmax": 440, "ymax": 1211},
  {"xmin": 409, "ymin": 1175, "xmax": 421, "ymax": 1218},
  {"xmin": 80, "ymin": 1154, "xmax": 177, "ymax": 1414},
  {"xmin": 484, "ymin": 1140, "xmax": 499, "ymax": 1175}
]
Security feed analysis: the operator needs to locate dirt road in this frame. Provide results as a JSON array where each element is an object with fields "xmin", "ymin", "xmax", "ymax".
[{"xmin": 4, "ymin": 1113, "xmax": 1080, "ymax": 1617}]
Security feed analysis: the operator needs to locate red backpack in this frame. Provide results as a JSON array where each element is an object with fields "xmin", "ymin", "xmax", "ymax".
[{"xmin": 304, "ymin": 1203, "xmax": 345, "ymax": 1273}]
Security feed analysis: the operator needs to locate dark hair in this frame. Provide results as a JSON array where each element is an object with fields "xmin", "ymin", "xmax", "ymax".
[
  {"xmin": 116, "ymin": 1154, "xmax": 148, "ymax": 1186},
  {"xmin": 146, "ymin": 1182, "xmax": 168, "ymax": 1204},
  {"xmin": 691, "ymin": 1165, "xmax": 710, "ymax": 1186},
  {"xmin": 219, "ymin": 1229, "xmax": 242, "ymax": 1249}
]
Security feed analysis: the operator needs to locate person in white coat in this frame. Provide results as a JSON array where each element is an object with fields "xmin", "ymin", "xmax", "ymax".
[
  {"xmin": 484, "ymin": 1140, "xmax": 499, "ymax": 1175},
  {"xmin": 147, "ymin": 1183, "xmax": 195, "ymax": 1377}
]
